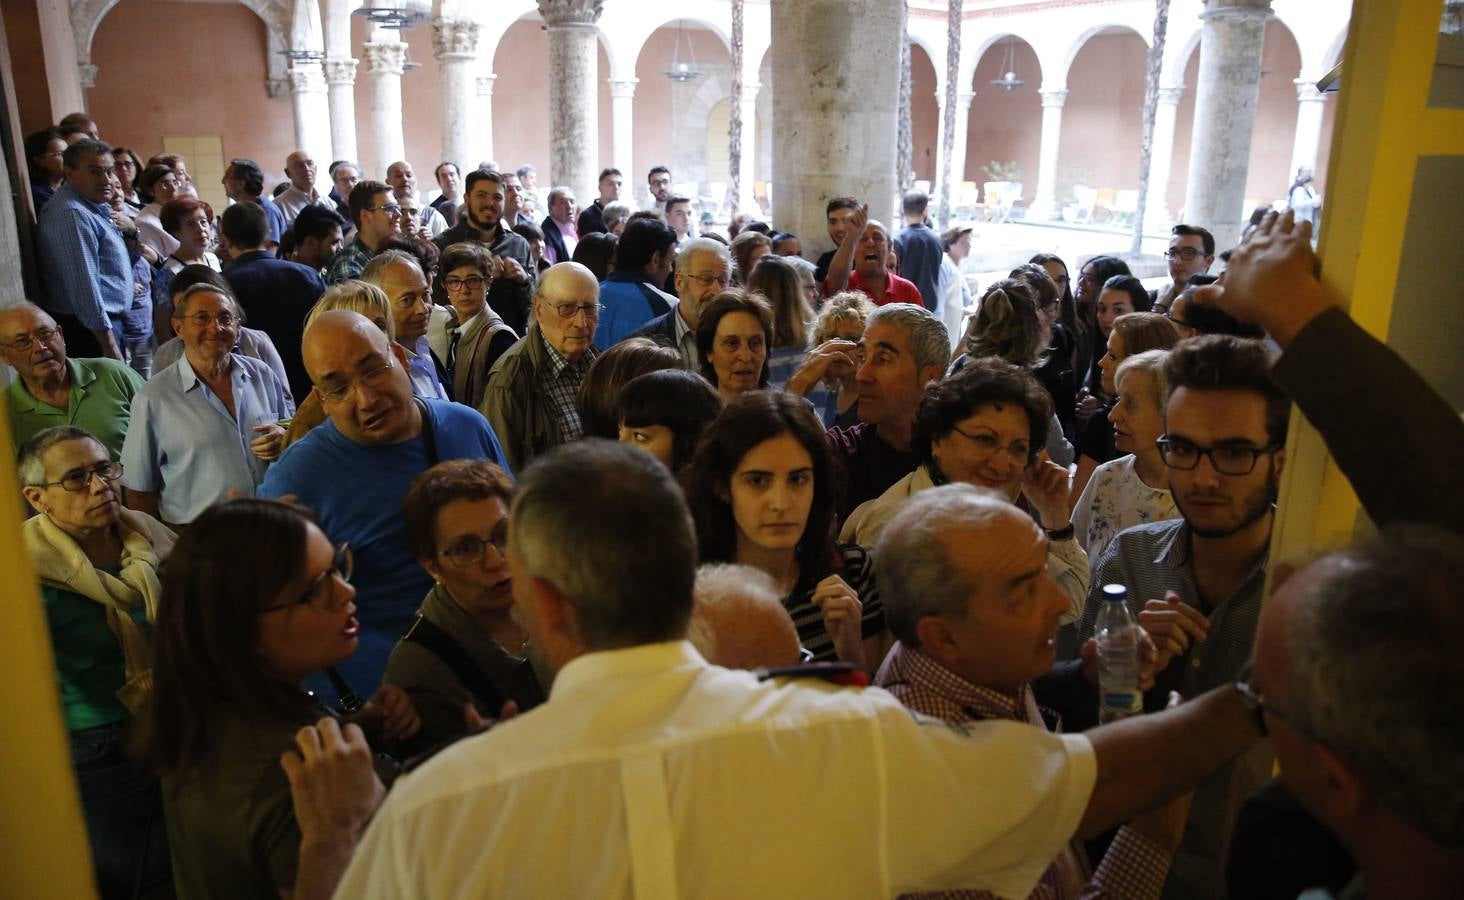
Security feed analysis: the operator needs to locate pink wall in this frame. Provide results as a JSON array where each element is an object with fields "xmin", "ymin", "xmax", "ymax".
[
  {"xmin": 1058, "ymin": 31, "xmax": 1148, "ymax": 197},
  {"xmin": 965, "ymin": 39, "xmax": 1043, "ymax": 198},
  {"xmin": 87, "ymin": 0, "xmax": 295, "ymax": 181},
  {"xmin": 3, "ymin": 0, "xmax": 53, "ymax": 134},
  {"xmin": 910, "ymin": 42, "xmax": 939, "ymax": 182},
  {"xmin": 632, "ymin": 25, "xmax": 729, "ymax": 189}
]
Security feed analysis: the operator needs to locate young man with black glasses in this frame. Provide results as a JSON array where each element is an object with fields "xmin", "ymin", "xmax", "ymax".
[
  {"xmin": 1074, "ymin": 333, "xmax": 1289, "ymax": 899},
  {"xmin": 1153, "ymin": 224, "xmax": 1216, "ymax": 312}
]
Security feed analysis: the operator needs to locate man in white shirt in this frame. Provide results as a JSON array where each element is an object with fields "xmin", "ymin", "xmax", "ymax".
[
  {"xmin": 280, "ymin": 440, "xmax": 1266, "ymax": 900},
  {"xmin": 275, "ymin": 150, "xmax": 333, "ymax": 227},
  {"xmin": 386, "ymin": 160, "xmax": 448, "ymax": 238}
]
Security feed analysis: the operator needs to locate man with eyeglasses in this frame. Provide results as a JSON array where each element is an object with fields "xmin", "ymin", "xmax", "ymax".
[
  {"xmin": 432, "ymin": 168, "xmax": 535, "ymax": 336},
  {"xmin": 630, "ymin": 237, "xmax": 732, "ymax": 370},
  {"xmin": 261, "ymin": 310, "xmax": 510, "ymax": 699},
  {"xmin": 1153, "ymin": 225, "xmax": 1216, "ymax": 313},
  {"xmin": 1, "ymin": 302, "xmax": 143, "ymax": 459},
  {"xmin": 480, "ymin": 262, "xmax": 602, "ymax": 472},
  {"xmin": 325, "ymin": 180, "xmax": 401, "ymax": 285},
  {"xmin": 1075, "ymin": 333, "xmax": 1290, "ymax": 899},
  {"xmin": 360, "ymin": 251, "xmax": 450, "ymax": 401}
]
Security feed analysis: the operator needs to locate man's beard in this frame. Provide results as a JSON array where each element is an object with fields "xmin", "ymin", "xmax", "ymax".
[
  {"xmin": 467, "ymin": 209, "xmax": 499, "ymax": 233},
  {"xmin": 1178, "ymin": 465, "xmax": 1277, "ymax": 539}
]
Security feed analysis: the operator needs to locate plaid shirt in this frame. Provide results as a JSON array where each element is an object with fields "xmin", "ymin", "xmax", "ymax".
[
  {"xmin": 36, "ymin": 183, "xmax": 133, "ymax": 331},
  {"xmin": 875, "ymin": 642, "xmax": 1172, "ymax": 900},
  {"xmin": 537, "ymin": 330, "xmax": 595, "ymax": 443},
  {"xmin": 324, "ymin": 237, "xmax": 376, "ymax": 285}
]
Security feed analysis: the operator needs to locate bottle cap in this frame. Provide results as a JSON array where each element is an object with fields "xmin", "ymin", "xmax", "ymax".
[{"xmin": 1102, "ymin": 583, "xmax": 1127, "ymax": 602}]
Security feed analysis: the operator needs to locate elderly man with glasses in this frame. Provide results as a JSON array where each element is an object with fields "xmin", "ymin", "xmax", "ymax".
[
  {"xmin": 630, "ymin": 237, "xmax": 732, "ymax": 370},
  {"xmin": 480, "ymin": 262, "xmax": 603, "ymax": 472},
  {"xmin": 259, "ymin": 310, "xmax": 510, "ymax": 701}
]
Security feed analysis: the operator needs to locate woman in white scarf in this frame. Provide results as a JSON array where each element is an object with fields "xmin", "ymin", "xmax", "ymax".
[{"xmin": 19, "ymin": 424, "xmax": 174, "ymax": 897}]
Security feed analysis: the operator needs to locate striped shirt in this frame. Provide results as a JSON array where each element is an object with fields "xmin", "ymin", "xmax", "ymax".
[{"xmin": 784, "ymin": 543, "xmax": 884, "ymax": 661}]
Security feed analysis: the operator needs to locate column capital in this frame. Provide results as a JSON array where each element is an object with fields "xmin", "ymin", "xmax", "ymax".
[
  {"xmin": 267, "ymin": 78, "xmax": 290, "ymax": 99},
  {"xmin": 78, "ymin": 62, "xmax": 98, "ymax": 90},
  {"xmin": 936, "ymin": 89, "xmax": 977, "ymax": 110},
  {"xmin": 432, "ymin": 18, "xmax": 480, "ymax": 61},
  {"xmin": 609, "ymin": 78, "xmax": 638, "ymax": 98},
  {"xmin": 288, "ymin": 64, "xmax": 327, "ymax": 94},
  {"xmin": 1198, "ymin": 0, "xmax": 1273, "ymax": 24},
  {"xmin": 1293, "ymin": 78, "xmax": 1324, "ymax": 103},
  {"xmin": 1039, "ymin": 88, "xmax": 1068, "ymax": 109},
  {"xmin": 536, "ymin": 0, "xmax": 604, "ymax": 28},
  {"xmin": 1157, "ymin": 85, "xmax": 1185, "ymax": 106},
  {"xmin": 477, "ymin": 73, "xmax": 496, "ymax": 96},
  {"xmin": 323, "ymin": 58, "xmax": 357, "ymax": 85},
  {"xmin": 361, "ymin": 40, "xmax": 407, "ymax": 76}
]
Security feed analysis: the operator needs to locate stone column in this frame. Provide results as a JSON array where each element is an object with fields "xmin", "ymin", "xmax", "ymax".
[
  {"xmin": 1182, "ymin": 0, "xmax": 1273, "ymax": 251},
  {"xmin": 78, "ymin": 62, "xmax": 98, "ymax": 95},
  {"xmin": 537, "ymin": 0, "xmax": 604, "ymax": 202},
  {"xmin": 288, "ymin": 62, "xmax": 333, "ymax": 178},
  {"xmin": 772, "ymin": 0, "xmax": 904, "ymax": 250},
  {"xmin": 1027, "ymin": 88, "xmax": 1068, "ymax": 222},
  {"xmin": 361, "ymin": 31, "xmax": 408, "ymax": 179},
  {"xmin": 323, "ymin": 59, "xmax": 359, "ymax": 163},
  {"xmin": 1289, "ymin": 79, "xmax": 1327, "ymax": 182},
  {"xmin": 1143, "ymin": 86, "xmax": 1185, "ymax": 231},
  {"xmin": 735, "ymin": 82, "xmax": 760, "ymax": 212},
  {"xmin": 477, "ymin": 75, "xmax": 497, "ymax": 166},
  {"xmin": 609, "ymin": 78, "xmax": 637, "ymax": 172},
  {"xmin": 433, "ymin": 18, "xmax": 481, "ymax": 169},
  {"xmin": 935, "ymin": 90, "xmax": 975, "ymax": 204},
  {"xmin": 0, "ymin": 127, "xmax": 24, "ymax": 303}
]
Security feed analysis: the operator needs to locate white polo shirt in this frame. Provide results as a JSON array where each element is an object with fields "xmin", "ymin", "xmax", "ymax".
[{"xmin": 335, "ymin": 641, "xmax": 1096, "ymax": 899}]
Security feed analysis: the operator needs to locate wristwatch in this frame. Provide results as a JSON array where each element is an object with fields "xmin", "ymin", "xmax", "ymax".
[{"xmin": 1044, "ymin": 523, "xmax": 1075, "ymax": 541}]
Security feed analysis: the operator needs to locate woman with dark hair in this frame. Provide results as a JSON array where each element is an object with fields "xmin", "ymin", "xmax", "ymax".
[
  {"xmin": 1012, "ymin": 262, "xmax": 1078, "ymax": 439},
  {"xmin": 695, "ymin": 290, "xmax": 773, "ymax": 405},
  {"xmin": 1069, "ymin": 311, "xmax": 1181, "ymax": 513},
  {"xmin": 615, "ymin": 368, "xmax": 723, "ymax": 472},
  {"xmin": 386, "ymin": 460, "xmax": 544, "ymax": 750},
  {"xmin": 25, "ymin": 128, "xmax": 66, "ymax": 211},
  {"xmin": 840, "ymin": 359, "xmax": 1088, "ymax": 624},
  {"xmin": 770, "ymin": 231, "xmax": 802, "ymax": 257},
  {"xmin": 136, "ymin": 163, "xmax": 184, "ymax": 259},
  {"xmin": 729, "ymin": 230, "xmax": 772, "ymax": 285},
  {"xmin": 576, "ymin": 336, "xmax": 681, "ymax": 439},
  {"xmin": 112, "ymin": 146, "xmax": 145, "ymax": 213},
  {"xmin": 1072, "ymin": 255, "xmax": 1131, "ymax": 410},
  {"xmin": 512, "ymin": 221, "xmax": 550, "ymax": 275},
  {"xmin": 744, "ymin": 254, "xmax": 815, "ymax": 390},
  {"xmin": 146, "ymin": 498, "xmax": 417, "ymax": 898},
  {"xmin": 682, "ymin": 391, "xmax": 887, "ymax": 669},
  {"xmin": 438, "ymin": 241, "xmax": 517, "ymax": 409},
  {"xmin": 151, "ymin": 197, "xmax": 221, "ymax": 339},
  {"xmin": 571, "ymin": 231, "xmax": 618, "ymax": 281}
]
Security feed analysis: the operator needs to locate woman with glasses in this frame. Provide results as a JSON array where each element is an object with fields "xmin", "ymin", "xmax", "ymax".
[
  {"xmin": 840, "ymin": 359, "xmax": 1089, "ymax": 627},
  {"xmin": 120, "ymin": 284, "xmax": 294, "ymax": 527},
  {"xmin": 111, "ymin": 147, "xmax": 145, "ymax": 213},
  {"xmin": 19, "ymin": 425, "xmax": 174, "ymax": 898},
  {"xmin": 386, "ymin": 460, "xmax": 545, "ymax": 749},
  {"xmin": 24, "ymin": 128, "xmax": 66, "ymax": 212},
  {"xmin": 438, "ymin": 242, "xmax": 517, "ymax": 409},
  {"xmin": 135, "ymin": 163, "xmax": 184, "ymax": 260},
  {"xmin": 683, "ymin": 391, "xmax": 888, "ymax": 671},
  {"xmin": 145, "ymin": 498, "xmax": 418, "ymax": 899}
]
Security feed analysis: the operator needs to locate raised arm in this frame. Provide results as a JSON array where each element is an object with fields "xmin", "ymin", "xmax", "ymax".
[{"xmin": 823, "ymin": 204, "xmax": 868, "ymax": 297}]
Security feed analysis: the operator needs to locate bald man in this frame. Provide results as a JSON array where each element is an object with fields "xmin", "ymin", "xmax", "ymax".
[
  {"xmin": 689, "ymin": 564, "xmax": 804, "ymax": 670},
  {"xmin": 276, "ymin": 149, "xmax": 333, "ymax": 227},
  {"xmin": 822, "ymin": 204, "xmax": 924, "ymax": 305},
  {"xmin": 386, "ymin": 160, "xmax": 448, "ymax": 238},
  {"xmin": 260, "ymin": 310, "xmax": 510, "ymax": 698},
  {"xmin": 479, "ymin": 262, "xmax": 602, "ymax": 471}
]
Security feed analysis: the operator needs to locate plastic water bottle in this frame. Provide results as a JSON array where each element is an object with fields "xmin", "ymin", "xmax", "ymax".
[{"xmin": 1096, "ymin": 584, "xmax": 1143, "ymax": 724}]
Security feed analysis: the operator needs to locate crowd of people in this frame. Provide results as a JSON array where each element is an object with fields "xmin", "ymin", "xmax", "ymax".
[{"xmin": 8, "ymin": 111, "xmax": 1463, "ymax": 900}]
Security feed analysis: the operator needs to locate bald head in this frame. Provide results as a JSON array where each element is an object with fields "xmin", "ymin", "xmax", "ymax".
[
  {"xmin": 689, "ymin": 564, "xmax": 802, "ymax": 670},
  {"xmin": 0, "ymin": 303, "xmax": 67, "ymax": 384},
  {"xmin": 0, "ymin": 301, "xmax": 55, "ymax": 334},
  {"xmin": 534, "ymin": 262, "xmax": 601, "ymax": 362},
  {"xmin": 285, "ymin": 149, "xmax": 317, "ymax": 191},
  {"xmin": 302, "ymin": 309, "xmax": 418, "ymax": 446},
  {"xmin": 303, "ymin": 308, "xmax": 390, "ymax": 372}
]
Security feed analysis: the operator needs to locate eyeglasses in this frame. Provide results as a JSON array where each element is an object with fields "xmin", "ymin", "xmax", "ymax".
[
  {"xmin": 366, "ymin": 203, "xmax": 403, "ymax": 217},
  {"xmin": 949, "ymin": 424, "xmax": 1031, "ymax": 463},
  {"xmin": 444, "ymin": 275, "xmax": 487, "ymax": 293},
  {"xmin": 547, "ymin": 302, "xmax": 603, "ymax": 320},
  {"xmin": 797, "ymin": 646, "xmax": 816, "ymax": 664},
  {"xmin": 318, "ymin": 359, "xmax": 396, "ymax": 405},
  {"xmin": 1156, "ymin": 437, "xmax": 1280, "ymax": 475},
  {"xmin": 262, "ymin": 543, "xmax": 354, "ymax": 614},
  {"xmin": 684, "ymin": 272, "xmax": 730, "ymax": 289},
  {"xmin": 178, "ymin": 311, "xmax": 239, "ymax": 328},
  {"xmin": 1165, "ymin": 247, "xmax": 1206, "ymax": 261},
  {"xmin": 439, "ymin": 525, "xmax": 509, "ymax": 568},
  {"xmin": 36, "ymin": 461, "xmax": 123, "ymax": 492},
  {"xmin": 2, "ymin": 327, "xmax": 61, "ymax": 352}
]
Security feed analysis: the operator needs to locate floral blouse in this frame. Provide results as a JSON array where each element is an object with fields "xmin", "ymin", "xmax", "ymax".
[{"xmin": 1072, "ymin": 454, "xmax": 1180, "ymax": 564}]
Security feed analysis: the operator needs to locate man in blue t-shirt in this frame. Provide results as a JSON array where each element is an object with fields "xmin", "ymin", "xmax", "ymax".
[{"xmin": 261, "ymin": 311, "xmax": 510, "ymax": 698}]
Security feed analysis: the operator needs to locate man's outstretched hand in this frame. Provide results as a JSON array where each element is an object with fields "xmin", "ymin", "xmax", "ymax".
[{"xmin": 1194, "ymin": 208, "xmax": 1331, "ymax": 349}]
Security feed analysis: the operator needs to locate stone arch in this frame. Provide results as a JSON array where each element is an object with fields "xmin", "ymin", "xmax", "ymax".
[
  {"xmin": 1054, "ymin": 23, "xmax": 1150, "ymax": 89},
  {"xmin": 614, "ymin": 2, "xmax": 732, "ymax": 83},
  {"xmin": 967, "ymin": 33, "xmax": 1044, "ymax": 94},
  {"xmin": 960, "ymin": 29, "xmax": 1044, "ymax": 94},
  {"xmin": 1168, "ymin": 26, "xmax": 1204, "ymax": 90}
]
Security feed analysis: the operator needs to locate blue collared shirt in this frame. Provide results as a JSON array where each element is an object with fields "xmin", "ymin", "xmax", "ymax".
[
  {"xmin": 120, "ymin": 352, "xmax": 293, "ymax": 524},
  {"xmin": 402, "ymin": 337, "xmax": 450, "ymax": 400},
  {"xmin": 36, "ymin": 183, "xmax": 133, "ymax": 331}
]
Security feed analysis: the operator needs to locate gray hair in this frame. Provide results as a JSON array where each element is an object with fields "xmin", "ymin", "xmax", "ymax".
[
  {"xmin": 785, "ymin": 255, "xmax": 816, "ymax": 284},
  {"xmin": 511, "ymin": 439, "xmax": 696, "ymax": 650},
  {"xmin": 173, "ymin": 283, "xmax": 240, "ymax": 320},
  {"xmin": 305, "ymin": 281, "xmax": 395, "ymax": 342},
  {"xmin": 18, "ymin": 425, "xmax": 98, "ymax": 487},
  {"xmin": 676, "ymin": 237, "xmax": 730, "ymax": 271},
  {"xmin": 875, "ymin": 483, "xmax": 1013, "ymax": 647},
  {"xmin": 546, "ymin": 185, "xmax": 574, "ymax": 208},
  {"xmin": 689, "ymin": 563, "xmax": 799, "ymax": 669},
  {"xmin": 1283, "ymin": 526, "xmax": 1464, "ymax": 846},
  {"xmin": 358, "ymin": 249, "xmax": 423, "ymax": 286},
  {"xmin": 865, "ymin": 303, "xmax": 950, "ymax": 376},
  {"xmin": 602, "ymin": 201, "xmax": 632, "ymax": 230},
  {"xmin": 1114, "ymin": 348, "xmax": 1170, "ymax": 410}
]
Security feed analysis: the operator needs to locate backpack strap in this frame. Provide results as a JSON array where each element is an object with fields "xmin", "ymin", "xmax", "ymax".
[{"xmin": 400, "ymin": 614, "xmax": 506, "ymax": 714}]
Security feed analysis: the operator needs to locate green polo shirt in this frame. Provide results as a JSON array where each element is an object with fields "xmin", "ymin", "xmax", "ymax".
[{"xmin": 5, "ymin": 357, "xmax": 143, "ymax": 460}]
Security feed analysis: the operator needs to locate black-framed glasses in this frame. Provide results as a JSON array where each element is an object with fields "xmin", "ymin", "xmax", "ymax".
[
  {"xmin": 263, "ymin": 543, "xmax": 353, "ymax": 614},
  {"xmin": 548, "ymin": 302, "xmax": 603, "ymax": 320},
  {"xmin": 318, "ymin": 359, "xmax": 395, "ymax": 405},
  {"xmin": 950, "ymin": 424, "xmax": 1030, "ymax": 463},
  {"xmin": 1165, "ymin": 247, "xmax": 1206, "ymax": 261},
  {"xmin": 1156, "ymin": 437, "xmax": 1279, "ymax": 475},
  {"xmin": 2, "ymin": 327, "xmax": 61, "ymax": 352},
  {"xmin": 444, "ymin": 275, "xmax": 488, "ymax": 293},
  {"xmin": 36, "ymin": 461, "xmax": 123, "ymax": 492},
  {"xmin": 439, "ymin": 525, "xmax": 509, "ymax": 568}
]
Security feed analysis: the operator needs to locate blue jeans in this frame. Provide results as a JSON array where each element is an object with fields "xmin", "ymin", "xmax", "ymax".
[{"xmin": 69, "ymin": 721, "xmax": 171, "ymax": 899}]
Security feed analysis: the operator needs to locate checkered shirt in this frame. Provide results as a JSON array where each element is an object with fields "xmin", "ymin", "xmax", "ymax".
[{"xmin": 537, "ymin": 329, "xmax": 595, "ymax": 443}]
